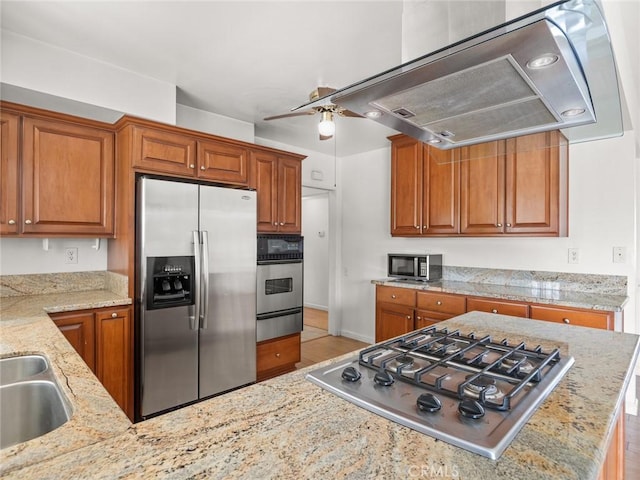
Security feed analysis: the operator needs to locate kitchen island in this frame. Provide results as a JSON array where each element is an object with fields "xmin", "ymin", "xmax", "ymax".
[{"xmin": 1, "ymin": 308, "xmax": 638, "ymax": 479}]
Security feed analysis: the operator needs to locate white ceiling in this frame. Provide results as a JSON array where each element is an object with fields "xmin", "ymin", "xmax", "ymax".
[{"xmin": 0, "ymin": 1, "xmax": 405, "ymax": 156}]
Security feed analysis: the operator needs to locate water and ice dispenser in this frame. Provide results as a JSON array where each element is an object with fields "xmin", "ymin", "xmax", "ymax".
[{"xmin": 146, "ymin": 256, "xmax": 195, "ymax": 310}]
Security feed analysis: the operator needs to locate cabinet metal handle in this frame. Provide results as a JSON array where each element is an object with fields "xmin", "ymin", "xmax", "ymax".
[
  {"xmin": 275, "ymin": 353, "xmax": 281, "ymax": 358},
  {"xmin": 25, "ymin": 219, "xmax": 32, "ymax": 225},
  {"xmin": 563, "ymin": 318, "xmax": 570, "ymax": 324},
  {"xmin": 491, "ymin": 309, "xmax": 498, "ymax": 314},
  {"xmin": 496, "ymin": 223, "xmax": 502, "ymax": 227},
  {"xmin": 8, "ymin": 219, "xmax": 16, "ymax": 225},
  {"xmin": 189, "ymin": 164, "xmax": 195, "ymax": 169},
  {"xmin": 436, "ymin": 301, "xmax": 442, "ymax": 306},
  {"xmin": 200, "ymin": 166, "xmax": 206, "ymax": 171}
]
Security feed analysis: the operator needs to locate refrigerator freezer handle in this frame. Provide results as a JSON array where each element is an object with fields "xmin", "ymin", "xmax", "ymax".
[
  {"xmin": 201, "ymin": 230, "xmax": 210, "ymax": 329},
  {"xmin": 191, "ymin": 230, "xmax": 201, "ymax": 330}
]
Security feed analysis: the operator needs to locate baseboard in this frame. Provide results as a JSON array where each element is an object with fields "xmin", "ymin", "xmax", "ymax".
[
  {"xmin": 303, "ymin": 303, "xmax": 328, "ymax": 311},
  {"xmin": 338, "ymin": 329, "xmax": 374, "ymax": 345}
]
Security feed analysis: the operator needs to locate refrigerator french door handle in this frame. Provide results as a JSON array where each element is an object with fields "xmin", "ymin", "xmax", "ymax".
[
  {"xmin": 191, "ymin": 230, "xmax": 201, "ymax": 331},
  {"xmin": 201, "ymin": 230, "xmax": 210, "ymax": 329}
]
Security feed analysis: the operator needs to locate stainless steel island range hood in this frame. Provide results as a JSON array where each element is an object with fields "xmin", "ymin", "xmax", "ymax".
[{"xmin": 297, "ymin": 0, "xmax": 622, "ymax": 149}]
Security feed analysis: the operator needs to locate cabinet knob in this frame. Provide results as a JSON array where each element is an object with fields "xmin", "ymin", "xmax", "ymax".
[
  {"xmin": 436, "ymin": 301, "xmax": 442, "ymax": 306},
  {"xmin": 279, "ymin": 222, "xmax": 284, "ymax": 226},
  {"xmin": 391, "ymin": 294, "xmax": 396, "ymax": 299},
  {"xmin": 8, "ymin": 219, "xmax": 16, "ymax": 225},
  {"xmin": 406, "ymin": 315, "xmax": 412, "ymax": 320},
  {"xmin": 423, "ymin": 226, "xmax": 427, "ymax": 229},
  {"xmin": 275, "ymin": 353, "xmax": 281, "ymax": 358},
  {"xmin": 416, "ymin": 316, "xmax": 421, "ymax": 321},
  {"xmin": 111, "ymin": 312, "xmax": 118, "ymax": 318},
  {"xmin": 563, "ymin": 318, "xmax": 570, "ymax": 324},
  {"xmin": 506, "ymin": 223, "xmax": 512, "ymax": 227},
  {"xmin": 496, "ymin": 223, "xmax": 502, "ymax": 227},
  {"xmin": 415, "ymin": 225, "xmax": 419, "ymax": 229},
  {"xmin": 189, "ymin": 164, "xmax": 195, "ymax": 169},
  {"xmin": 200, "ymin": 166, "xmax": 206, "ymax": 171},
  {"xmin": 25, "ymin": 219, "xmax": 32, "ymax": 225},
  {"xmin": 491, "ymin": 309, "xmax": 498, "ymax": 314},
  {"xmin": 274, "ymin": 222, "xmax": 278, "ymax": 226}
]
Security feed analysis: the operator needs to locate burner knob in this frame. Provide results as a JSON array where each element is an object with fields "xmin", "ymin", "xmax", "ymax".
[
  {"xmin": 459, "ymin": 399, "xmax": 485, "ymax": 420},
  {"xmin": 341, "ymin": 366, "xmax": 362, "ymax": 382},
  {"xmin": 417, "ymin": 393, "xmax": 442, "ymax": 413},
  {"xmin": 374, "ymin": 370, "xmax": 394, "ymax": 387}
]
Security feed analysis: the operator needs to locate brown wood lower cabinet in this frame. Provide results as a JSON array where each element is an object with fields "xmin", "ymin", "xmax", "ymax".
[
  {"xmin": 257, "ymin": 333, "xmax": 301, "ymax": 381},
  {"xmin": 530, "ymin": 304, "xmax": 613, "ymax": 330},
  {"xmin": 466, "ymin": 297, "xmax": 529, "ymax": 317},
  {"xmin": 50, "ymin": 306, "xmax": 133, "ymax": 419},
  {"xmin": 598, "ymin": 413, "xmax": 625, "ymax": 480}
]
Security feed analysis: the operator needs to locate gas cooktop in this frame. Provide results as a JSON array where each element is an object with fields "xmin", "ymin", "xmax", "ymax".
[{"xmin": 306, "ymin": 327, "xmax": 574, "ymax": 459}]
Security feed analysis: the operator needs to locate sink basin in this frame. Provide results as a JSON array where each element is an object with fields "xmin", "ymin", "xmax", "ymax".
[
  {"xmin": 0, "ymin": 355, "xmax": 73, "ymax": 449},
  {"xmin": 0, "ymin": 354, "xmax": 48, "ymax": 385}
]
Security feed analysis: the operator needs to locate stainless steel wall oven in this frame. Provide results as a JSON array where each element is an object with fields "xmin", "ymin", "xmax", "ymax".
[{"xmin": 256, "ymin": 235, "xmax": 303, "ymax": 342}]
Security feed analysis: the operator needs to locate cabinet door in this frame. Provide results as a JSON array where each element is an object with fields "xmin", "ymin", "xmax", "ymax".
[
  {"xmin": 256, "ymin": 333, "xmax": 301, "ymax": 381},
  {"xmin": 254, "ymin": 152, "xmax": 278, "ymax": 232},
  {"xmin": 460, "ymin": 141, "xmax": 505, "ymax": 235},
  {"xmin": 467, "ymin": 297, "xmax": 529, "ymax": 317},
  {"xmin": 423, "ymin": 146, "xmax": 459, "ymax": 234},
  {"xmin": 21, "ymin": 117, "xmax": 115, "ymax": 236},
  {"xmin": 277, "ymin": 156, "xmax": 302, "ymax": 233},
  {"xmin": 50, "ymin": 311, "xmax": 96, "ymax": 373},
  {"xmin": 95, "ymin": 307, "xmax": 133, "ymax": 417},
  {"xmin": 415, "ymin": 309, "xmax": 450, "ymax": 329},
  {"xmin": 131, "ymin": 125, "xmax": 196, "ymax": 176},
  {"xmin": 0, "ymin": 111, "xmax": 19, "ymax": 235},
  {"xmin": 197, "ymin": 140, "xmax": 249, "ymax": 185},
  {"xmin": 505, "ymin": 131, "xmax": 566, "ymax": 235},
  {"xmin": 390, "ymin": 137, "xmax": 423, "ymax": 236},
  {"xmin": 530, "ymin": 305, "xmax": 612, "ymax": 330},
  {"xmin": 376, "ymin": 303, "xmax": 415, "ymax": 342}
]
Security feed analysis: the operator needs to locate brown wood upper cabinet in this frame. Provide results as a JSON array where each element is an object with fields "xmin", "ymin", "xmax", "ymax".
[
  {"xmin": 390, "ymin": 131, "xmax": 568, "ymax": 237},
  {"xmin": 18, "ymin": 115, "xmax": 115, "ymax": 237},
  {"xmin": 129, "ymin": 125, "xmax": 251, "ymax": 186},
  {"xmin": 390, "ymin": 135, "xmax": 459, "ymax": 236},
  {"xmin": 0, "ymin": 111, "xmax": 20, "ymax": 235},
  {"xmin": 254, "ymin": 151, "xmax": 301, "ymax": 233}
]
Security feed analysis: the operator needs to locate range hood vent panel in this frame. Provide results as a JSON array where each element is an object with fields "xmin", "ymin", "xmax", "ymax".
[{"xmin": 295, "ymin": 0, "xmax": 621, "ymax": 149}]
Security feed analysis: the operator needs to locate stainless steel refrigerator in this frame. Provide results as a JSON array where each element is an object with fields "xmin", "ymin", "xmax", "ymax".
[{"xmin": 136, "ymin": 176, "xmax": 256, "ymax": 420}]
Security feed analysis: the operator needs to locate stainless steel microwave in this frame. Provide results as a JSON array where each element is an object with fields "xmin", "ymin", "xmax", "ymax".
[{"xmin": 387, "ymin": 254, "xmax": 442, "ymax": 281}]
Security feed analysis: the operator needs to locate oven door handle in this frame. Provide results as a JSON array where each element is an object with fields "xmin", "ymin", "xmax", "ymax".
[
  {"xmin": 200, "ymin": 230, "xmax": 210, "ymax": 329},
  {"xmin": 257, "ymin": 307, "xmax": 303, "ymax": 321},
  {"xmin": 191, "ymin": 230, "xmax": 201, "ymax": 331},
  {"xmin": 257, "ymin": 259, "xmax": 302, "ymax": 265}
]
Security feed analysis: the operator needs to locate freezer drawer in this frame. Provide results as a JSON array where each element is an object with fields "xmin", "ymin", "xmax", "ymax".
[{"xmin": 257, "ymin": 308, "xmax": 303, "ymax": 342}]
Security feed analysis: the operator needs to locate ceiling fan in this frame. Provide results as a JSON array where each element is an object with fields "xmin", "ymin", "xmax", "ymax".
[{"xmin": 263, "ymin": 87, "xmax": 363, "ymax": 140}]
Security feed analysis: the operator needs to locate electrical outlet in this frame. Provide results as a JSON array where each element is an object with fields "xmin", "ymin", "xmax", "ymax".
[
  {"xmin": 64, "ymin": 247, "xmax": 78, "ymax": 264},
  {"xmin": 568, "ymin": 248, "xmax": 579, "ymax": 264},
  {"xmin": 613, "ymin": 246, "xmax": 626, "ymax": 263}
]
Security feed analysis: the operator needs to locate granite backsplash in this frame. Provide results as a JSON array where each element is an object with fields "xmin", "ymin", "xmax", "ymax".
[{"xmin": 0, "ymin": 271, "xmax": 128, "ymax": 298}]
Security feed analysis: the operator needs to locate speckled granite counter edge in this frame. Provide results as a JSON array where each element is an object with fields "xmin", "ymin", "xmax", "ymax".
[{"xmin": 372, "ymin": 279, "xmax": 629, "ymax": 312}]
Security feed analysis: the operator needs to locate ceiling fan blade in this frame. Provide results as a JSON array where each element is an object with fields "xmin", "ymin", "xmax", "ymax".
[
  {"xmin": 337, "ymin": 108, "xmax": 364, "ymax": 118},
  {"xmin": 263, "ymin": 109, "xmax": 317, "ymax": 121},
  {"xmin": 319, "ymin": 133, "xmax": 333, "ymax": 141},
  {"xmin": 310, "ymin": 87, "xmax": 337, "ymax": 101}
]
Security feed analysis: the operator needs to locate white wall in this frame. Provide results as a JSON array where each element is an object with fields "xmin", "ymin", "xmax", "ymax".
[
  {"xmin": 338, "ymin": 133, "xmax": 638, "ymax": 343},
  {"xmin": 0, "ymin": 30, "xmax": 176, "ymax": 123},
  {"xmin": 0, "ymin": 238, "xmax": 107, "ymax": 275},
  {"xmin": 176, "ymin": 104, "xmax": 255, "ymax": 143},
  {"xmin": 302, "ymin": 194, "xmax": 330, "ymax": 310}
]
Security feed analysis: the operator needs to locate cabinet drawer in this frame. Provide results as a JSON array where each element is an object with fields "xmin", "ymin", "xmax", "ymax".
[
  {"xmin": 530, "ymin": 305, "xmax": 613, "ymax": 330},
  {"xmin": 257, "ymin": 333, "xmax": 300, "ymax": 372},
  {"xmin": 376, "ymin": 285, "xmax": 416, "ymax": 307},
  {"xmin": 467, "ymin": 297, "xmax": 529, "ymax": 317},
  {"xmin": 416, "ymin": 291, "xmax": 465, "ymax": 315}
]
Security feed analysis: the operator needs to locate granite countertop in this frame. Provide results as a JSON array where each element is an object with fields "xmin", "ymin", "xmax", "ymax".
[
  {"xmin": 0, "ymin": 289, "xmax": 133, "ymax": 474},
  {"xmin": 372, "ymin": 278, "xmax": 629, "ymax": 312},
  {"xmin": 2, "ymin": 307, "xmax": 638, "ymax": 479}
]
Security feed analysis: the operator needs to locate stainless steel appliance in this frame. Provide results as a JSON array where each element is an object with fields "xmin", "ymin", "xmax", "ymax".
[
  {"xmin": 256, "ymin": 235, "xmax": 303, "ymax": 342},
  {"xmin": 388, "ymin": 253, "xmax": 442, "ymax": 282},
  {"xmin": 137, "ymin": 176, "xmax": 257, "ymax": 420},
  {"xmin": 306, "ymin": 326, "xmax": 574, "ymax": 459},
  {"xmin": 294, "ymin": 0, "xmax": 621, "ymax": 149}
]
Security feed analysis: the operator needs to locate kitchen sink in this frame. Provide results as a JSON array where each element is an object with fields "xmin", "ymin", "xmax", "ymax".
[
  {"xmin": 0, "ymin": 354, "xmax": 48, "ymax": 385},
  {"xmin": 0, "ymin": 355, "xmax": 73, "ymax": 450}
]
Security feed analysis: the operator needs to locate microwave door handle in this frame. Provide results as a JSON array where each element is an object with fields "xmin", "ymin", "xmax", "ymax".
[
  {"xmin": 191, "ymin": 231, "xmax": 201, "ymax": 330},
  {"xmin": 414, "ymin": 257, "xmax": 419, "ymax": 276},
  {"xmin": 200, "ymin": 231, "xmax": 210, "ymax": 329}
]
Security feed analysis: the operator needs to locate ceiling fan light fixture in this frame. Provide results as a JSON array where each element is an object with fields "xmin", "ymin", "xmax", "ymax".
[
  {"xmin": 318, "ymin": 111, "xmax": 335, "ymax": 137},
  {"xmin": 365, "ymin": 110, "xmax": 382, "ymax": 118}
]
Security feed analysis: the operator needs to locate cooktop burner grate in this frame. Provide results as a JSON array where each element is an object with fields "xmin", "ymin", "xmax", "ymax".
[{"xmin": 358, "ymin": 327, "xmax": 563, "ymax": 411}]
